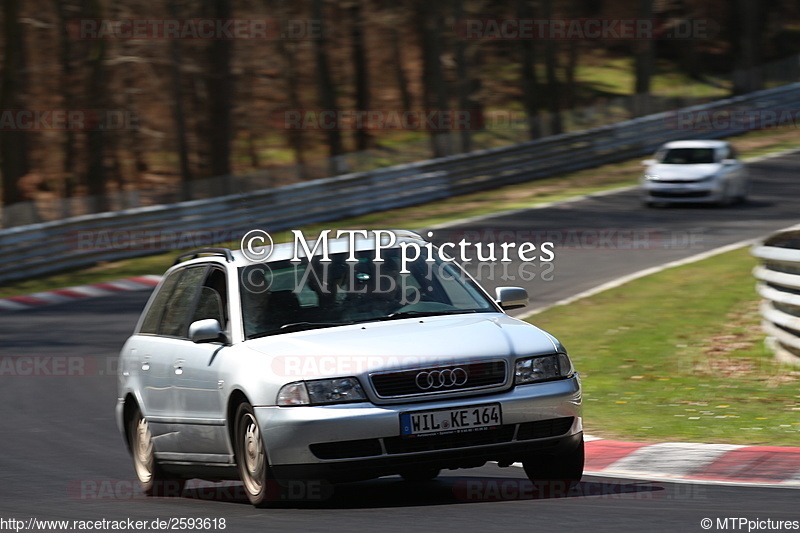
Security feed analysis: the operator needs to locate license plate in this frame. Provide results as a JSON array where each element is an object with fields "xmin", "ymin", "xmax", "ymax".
[{"xmin": 400, "ymin": 403, "xmax": 502, "ymax": 437}]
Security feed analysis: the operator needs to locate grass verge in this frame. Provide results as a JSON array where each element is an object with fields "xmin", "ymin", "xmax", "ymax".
[
  {"xmin": 1, "ymin": 128, "xmax": 798, "ymax": 299},
  {"xmin": 527, "ymin": 247, "xmax": 800, "ymax": 445}
]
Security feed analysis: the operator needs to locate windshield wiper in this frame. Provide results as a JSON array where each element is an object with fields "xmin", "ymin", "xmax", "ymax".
[
  {"xmin": 378, "ymin": 309, "xmax": 483, "ymax": 321},
  {"xmin": 279, "ymin": 321, "xmax": 354, "ymax": 332},
  {"xmin": 248, "ymin": 321, "xmax": 354, "ymax": 339}
]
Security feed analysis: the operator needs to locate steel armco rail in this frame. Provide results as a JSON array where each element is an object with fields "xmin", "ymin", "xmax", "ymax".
[
  {"xmin": 3, "ymin": 82, "xmax": 800, "ymax": 284},
  {"xmin": 752, "ymin": 227, "xmax": 800, "ymax": 366}
]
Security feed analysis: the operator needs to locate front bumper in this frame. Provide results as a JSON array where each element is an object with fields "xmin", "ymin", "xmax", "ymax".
[
  {"xmin": 641, "ymin": 181, "xmax": 722, "ymax": 203},
  {"xmin": 256, "ymin": 375, "xmax": 582, "ymax": 482}
]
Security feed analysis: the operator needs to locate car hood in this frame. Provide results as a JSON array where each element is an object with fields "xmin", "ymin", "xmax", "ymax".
[
  {"xmin": 243, "ymin": 313, "xmax": 559, "ymax": 379},
  {"xmin": 646, "ymin": 163, "xmax": 722, "ymax": 181}
]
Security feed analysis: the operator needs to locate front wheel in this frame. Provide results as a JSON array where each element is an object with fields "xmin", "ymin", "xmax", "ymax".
[
  {"xmin": 234, "ymin": 402, "xmax": 275, "ymax": 507},
  {"xmin": 522, "ymin": 437, "xmax": 584, "ymax": 490},
  {"xmin": 128, "ymin": 406, "xmax": 185, "ymax": 497},
  {"xmin": 400, "ymin": 467, "xmax": 441, "ymax": 482}
]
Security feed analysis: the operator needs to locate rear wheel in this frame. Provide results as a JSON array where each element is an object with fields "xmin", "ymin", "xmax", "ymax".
[
  {"xmin": 234, "ymin": 402, "xmax": 275, "ymax": 507},
  {"xmin": 522, "ymin": 437, "xmax": 584, "ymax": 491},
  {"xmin": 128, "ymin": 406, "xmax": 185, "ymax": 497}
]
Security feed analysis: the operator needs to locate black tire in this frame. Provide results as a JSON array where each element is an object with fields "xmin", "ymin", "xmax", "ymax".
[
  {"xmin": 522, "ymin": 436, "xmax": 584, "ymax": 491},
  {"xmin": 128, "ymin": 406, "xmax": 185, "ymax": 497},
  {"xmin": 717, "ymin": 183, "xmax": 734, "ymax": 207},
  {"xmin": 234, "ymin": 402, "xmax": 275, "ymax": 507},
  {"xmin": 400, "ymin": 467, "xmax": 441, "ymax": 482},
  {"xmin": 735, "ymin": 181, "xmax": 750, "ymax": 204}
]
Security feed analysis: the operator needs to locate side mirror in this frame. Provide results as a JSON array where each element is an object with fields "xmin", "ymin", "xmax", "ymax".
[
  {"xmin": 641, "ymin": 159, "xmax": 656, "ymax": 166},
  {"xmin": 189, "ymin": 319, "xmax": 225, "ymax": 343},
  {"xmin": 495, "ymin": 286, "xmax": 529, "ymax": 311}
]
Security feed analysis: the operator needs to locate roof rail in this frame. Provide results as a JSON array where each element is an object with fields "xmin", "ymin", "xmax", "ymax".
[
  {"xmin": 387, "ymin": 229, "xmax": 427, "ymax": 241},
  {"xmin": 173, "ymin": 247, "xmax": 234, "ymax": 265}
]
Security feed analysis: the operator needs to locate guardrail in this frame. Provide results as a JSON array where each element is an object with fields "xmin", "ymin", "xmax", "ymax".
[
  {"xmin": 752, "ymin": 227, "xmax": 800, "ymax": 366},
  {"xmin": 3, "ymin": 82, "xmax": 800, "ymax": 284}
]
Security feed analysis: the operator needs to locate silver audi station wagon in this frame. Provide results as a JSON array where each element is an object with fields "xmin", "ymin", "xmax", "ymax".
[{"xmin": 117, "ymin": 230, "xmax": 583, "ymax": 506}]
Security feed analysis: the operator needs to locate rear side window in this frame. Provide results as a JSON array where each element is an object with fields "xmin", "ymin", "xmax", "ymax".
[
  {"xmin": 138, "ymin": 271, "xmax": 181, "ymax": 334},
  {"xmin": 159, "ymin": 267, "xmax": 207, "ymax": 337},
  {"xmin": 138, "ymin": 266, "xmax": 206, "ymax": 337}
]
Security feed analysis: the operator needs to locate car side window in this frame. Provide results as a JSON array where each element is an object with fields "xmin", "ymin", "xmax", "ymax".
[
  {"xmin": 159, "ymin": 267, "xmax": 207, "ymax": 338},
  {"xmin": 138, "ymin": 270, "xmax": 181, "ymax": 335}
]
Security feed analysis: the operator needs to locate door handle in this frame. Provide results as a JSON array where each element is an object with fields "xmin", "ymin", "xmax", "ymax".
[
  {"xmin": 173, "ymin": 359, "xmax": 185, "ymax": 375},
  {"xmin": 141, "ymin": 355, "xmax": 151, "ymax": 371}
]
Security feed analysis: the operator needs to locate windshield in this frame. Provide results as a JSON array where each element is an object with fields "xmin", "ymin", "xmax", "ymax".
[
  {"xmin": 238, "ymin": 247, "xmax": 497, "ymax": 339},
  {"xmin": 658, "ymin": 147, "xmax": 716, "ymax": 164}
]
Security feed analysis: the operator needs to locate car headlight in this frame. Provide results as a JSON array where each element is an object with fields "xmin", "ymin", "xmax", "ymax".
[
  {"xmin": 693, "ymin": 174, "xmax": 715, "ymax": 183},
  {"xmin": 277, "ymin": 378, "xmax": 367, "ymax": 406},
  {"xmin": 515, "ymin": 354, "xmax": 573, "ymax": 384},
  {"xmin": 643, "ymin": 174, "xmax": 660, "ymax": 181}
]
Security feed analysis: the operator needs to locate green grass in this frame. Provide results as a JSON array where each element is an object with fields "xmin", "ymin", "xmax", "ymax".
[
  {"xmin": 528, "ymin": 248, "xmax": 800, "ymax": 445},
  {"xmin": 574, "ymin": 56, "xmax": 730, "ymax": 99}
]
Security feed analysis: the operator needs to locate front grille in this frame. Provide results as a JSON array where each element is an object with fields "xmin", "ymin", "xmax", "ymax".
[
  {"xmin": 384, "ymin": 425, "xmax": 515, "ymax": 454},
  {"xmin": 370, "ymin": 360, "xmax": 507, "ymax": 398},
  {"xmin": 307, "ymin": 417, "xmax": 574, "ymax": 460}
]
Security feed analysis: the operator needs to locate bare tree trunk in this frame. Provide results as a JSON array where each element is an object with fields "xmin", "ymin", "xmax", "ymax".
[
  {"xmin": 312, "ymin": 0, "xmax": 345, "ymax": 173},
  {"xmin": 207, "ymin": 0, "xmax": 233, "ymax": 191},
  {"xmin": 54, "ymin": 0, "xmax": 78, "ymax": 218},
  {"xmin": 454, "ymin": 0, "xmax": 472, "ymax": 153},
  {"xmin": 0, "ymin": 0, "xmax": 26, "ymax": 226},
  {"xmin": 417, "ymin": 0, "xmax": 451, "ymax": 158},
  {"xmin": 633, "ymin": 0, "xmax": 654, "ymax": 116},
  {"xmin": 732, "ymin": 0, "xmax": 762, "ymax": 95},
  {"xmin": 84, "ymin": 0, "xmax": 109, "ymax": 213},
  {"xmin": 518, "ymin": 0, "xmax": 540, "ymax": 140},
  {"xmin": 349, "ymin": 0, "xmax": 371, "ymax": 151},
  {"xmin": 381, "ymin": 0, "xmax": 413, "ymax": 111},
  {"xmin": 168, "ymin": 0, "xmax": 193, "ymax": 200},
  {"xmin": 273, "ymin": 0, "xmax": 308, "ymax": 180},
  {"xmin": 542, "ymin": 0, "xmax": 562, "ymax": 135},
  {"xmin": 564, "ymin": 41, "xmax": 579, "ymax": 110}
]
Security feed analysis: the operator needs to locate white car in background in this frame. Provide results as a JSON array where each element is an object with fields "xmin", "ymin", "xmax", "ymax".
[{"xmin": 640, "ymin": 140, "xmax": 749, "ymax": 207}]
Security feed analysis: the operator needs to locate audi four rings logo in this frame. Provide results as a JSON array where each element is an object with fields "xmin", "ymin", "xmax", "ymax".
[{"xmin": 415, "ymin": 368, "xmax": 469, "ymax": 390}]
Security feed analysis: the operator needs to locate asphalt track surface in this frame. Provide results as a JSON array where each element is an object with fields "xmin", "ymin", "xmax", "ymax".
[{"xmin": 2, "ymin": 152, "xmax": 800, "ymax": 532}]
